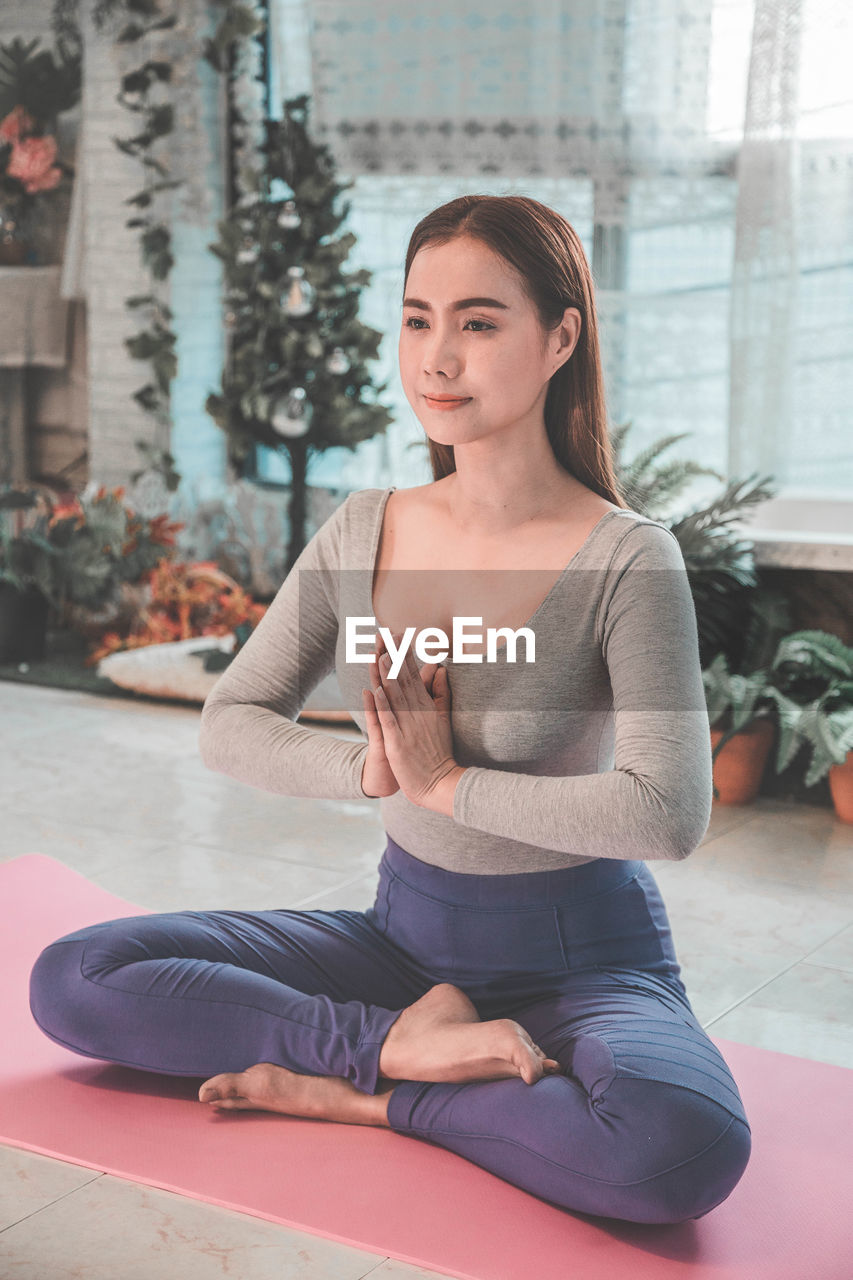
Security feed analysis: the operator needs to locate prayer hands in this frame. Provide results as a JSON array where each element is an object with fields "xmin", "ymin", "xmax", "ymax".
[{"xmin": 360, "ymin": 630, "xmax": 458, "ymax": 808}]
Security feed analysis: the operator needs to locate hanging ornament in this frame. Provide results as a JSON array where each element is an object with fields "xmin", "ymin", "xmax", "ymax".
[
  {"xmin": 271, "ymin": 387, "xmax": 313, "ymax": 438},
  {"xmin": 277, "ymin": 200, "xmax": 301, "ymax": 230},
  {"xmin": 225, "ymin": 311, "xmax": 237, "ymax": 327},
  {"xmin": 305, "ymin": 332, "xmax": 324, "ymax": 360},
  {"xmin": 237, "ymin": 238, "xmax": 259, "ymax": 265},
  {"xmin": 282, "ymin": 266, "xmax": 315, "ymax": 317},
  {"xmin": 326, "ymin": 346, "xmax": 351, "ymax": 375}
]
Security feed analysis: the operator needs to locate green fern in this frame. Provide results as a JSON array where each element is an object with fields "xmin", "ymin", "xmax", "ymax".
[
  {"xmin": 611, "ymin": 423, "xmax": 778, "ymax": 669},
  {"xmin": 611, "ymin": 423, "xmax": 719, "ymax": 519},
  {"xmin": 702, "ymin": 652, "xmax": 773, "ymax": 743},
  {"xmin": 773, "ymin": 631, "xmax": 853, "ymax": 685},
  {"xmin": 766, "ymin": 634, "xmax": 853, "ymax": 785}
]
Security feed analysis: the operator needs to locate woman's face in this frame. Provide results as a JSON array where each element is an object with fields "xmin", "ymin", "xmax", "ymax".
[{"xmin": 398, "ymin": 234, "xmax": 576, "ymax": 449}]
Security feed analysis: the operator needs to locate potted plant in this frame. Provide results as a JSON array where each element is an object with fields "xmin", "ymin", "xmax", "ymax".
[
  {"xmin": 767, "ymin": 630, "xmax": 853, "ymax": 823},
  {"xmin": 701, "ymin": 582, "xmax": 793, "ymax": 803},
  {"xmin": 703, "ymin": 654, "xmax": 776, "ymax": 803},
  {"xmin": 0, "ymin": 484, "xmax": 183, "ymax": 662}
]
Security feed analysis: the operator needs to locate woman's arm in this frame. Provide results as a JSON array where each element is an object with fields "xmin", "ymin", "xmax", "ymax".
[
  {"xmin": 440, "ymin": 522, "xmax": 713, "ymax": 861},
  {"xmin": 198, "ymin": 497, "xmax": 369, "ymax": 800}
]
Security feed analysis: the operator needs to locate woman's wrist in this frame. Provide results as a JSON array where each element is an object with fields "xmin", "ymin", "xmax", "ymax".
[{"xmin": 420, "ymin": 764, "xmax": 467, "ymax": 817}]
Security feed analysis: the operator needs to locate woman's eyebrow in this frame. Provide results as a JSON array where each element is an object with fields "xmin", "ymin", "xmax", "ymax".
[{"xmin": 402, "ymin": 296, "xmax": 510, "ymax": 311}]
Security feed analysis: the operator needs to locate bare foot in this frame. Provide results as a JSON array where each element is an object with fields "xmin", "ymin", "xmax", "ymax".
[
  {"xmin": 198, "ymin": 1064, "xmax": 392, "ymax": 1127},
  {"xmin": 378, "ymin": 982, "xmax": 561, "ymax": 1086}
]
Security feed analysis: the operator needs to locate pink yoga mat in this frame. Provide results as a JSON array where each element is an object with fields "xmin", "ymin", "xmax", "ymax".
[{"xmin": 1, "ymin": 854, "xmax": 850, "ymax": 1280}]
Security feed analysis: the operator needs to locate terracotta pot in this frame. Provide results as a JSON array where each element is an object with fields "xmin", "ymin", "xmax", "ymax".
[
  {"xmin": 710, "ymin": 718, "xmax": 774, "ymax": 805},
  {"xmin": 828, "ymin": 753, "xmax": 853, "ymax": 824}
]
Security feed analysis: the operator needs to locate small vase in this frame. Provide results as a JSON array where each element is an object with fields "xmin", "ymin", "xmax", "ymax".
[
  {"xmin": 0, "ymin": 582, "xmax": 49, "ymax": 662},
  {"xmin": 710, "ymin": 718, "xmax": 774, "ymax": 805},
  {"xmin": 828, "ymin": 753, "xmax": 853, "ymax": 824}
]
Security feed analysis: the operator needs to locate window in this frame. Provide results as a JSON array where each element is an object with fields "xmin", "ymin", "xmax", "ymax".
[{"xmin": 259, "ymin": 0, "xmax": 852, "ymax": 540}]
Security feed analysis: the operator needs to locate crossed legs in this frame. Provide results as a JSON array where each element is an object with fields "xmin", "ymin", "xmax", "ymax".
[
  {"xmin": 199, "ymin": 982, "xmax": 560, "ymax": 1125},
  {"xmin": 29, "ymin": 906, "xmax": 750, "ymax": 1225}
]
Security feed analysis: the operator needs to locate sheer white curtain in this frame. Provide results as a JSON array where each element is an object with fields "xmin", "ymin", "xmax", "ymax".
[
  {"xmin": 729, "ymin": 0, "xmax": 852, "ymax": 497},
  {"xmin": 268, "ymin": 0, "xmax": 852, "ymax": 503}
]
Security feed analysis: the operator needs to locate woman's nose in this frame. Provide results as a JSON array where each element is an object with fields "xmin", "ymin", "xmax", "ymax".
[{"xmin": 423, "ymin": 334, "xmax": 462, "ymax": 376}]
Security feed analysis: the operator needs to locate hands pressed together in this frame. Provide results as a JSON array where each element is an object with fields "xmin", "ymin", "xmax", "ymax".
[{"xmin": 360, "ymin": 631, "xmax": 463, "ymax": 812}]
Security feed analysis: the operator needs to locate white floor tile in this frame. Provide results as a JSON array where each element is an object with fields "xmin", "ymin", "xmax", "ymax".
[
  {"xmin": 0, "ymin": 1172, "xmax": 392, "ymax": 1280},
  {"xmin": 706, "ymin": 961, "xmax": 853, "ymax": 1069},
  {"xmin": 806, "ymin": 923, "xmax": 853, "ymax": 974},
  {"xmin": 0, "ymin": 1145, "xmax": 101, "ymax": 1233},
  {"xmin": 85, "ymin": 843, "xmax": 379, "ymax": 914}
]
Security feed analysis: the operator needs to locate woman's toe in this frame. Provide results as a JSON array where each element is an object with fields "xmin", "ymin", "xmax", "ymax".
[{"xmin": 199, "ymin": 1071, "xmax": 241, "ymax": 1103}]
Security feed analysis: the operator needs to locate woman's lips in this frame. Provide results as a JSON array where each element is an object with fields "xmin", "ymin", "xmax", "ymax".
[{"xmin": 424, "ymin": 395, "xmax": 472, "ymax": 410}]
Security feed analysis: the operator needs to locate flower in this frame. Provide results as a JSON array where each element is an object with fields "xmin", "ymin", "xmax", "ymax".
[
  {"xmin": 6, "ymin": 134, "xmax": 62, "ymax": 194},
  {"xmin": 0, "ymin": 106, "xmax": 36, "ymax": 144},
  {"xmin": 85, "ymin": 559, "xmax": 267, "ymax": 665},
  {"xmin": 47, "ymin": 496, "xmax": 85, "ymax": 530},
  {"xmin": 146, "ymin": 513, "xmax": 184, "ymax": 547}
]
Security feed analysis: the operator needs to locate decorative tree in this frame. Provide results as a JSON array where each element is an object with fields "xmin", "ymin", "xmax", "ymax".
[{"xmin": 206, "ymin": 93, "xmax": 393, "ymax": 572}]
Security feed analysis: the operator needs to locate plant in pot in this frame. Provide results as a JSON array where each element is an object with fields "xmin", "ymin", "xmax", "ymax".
[
  {"xmin": 0, "ymin": 484, "xmax": 183, "ymax": 663},
  {"xmin": 700, "ymin": 586, "xmax": 792, "ymax": 804},
  {"xmin": 766, "ymin": 630, "xmax": 853, "ymax": 823},
  {"xmin": 702, "ymin": 654, "xmax": 776, "ymax": 803},
  {"xmin": 37, "ymin": 486, "xmax": 184, "ymax": 630}
]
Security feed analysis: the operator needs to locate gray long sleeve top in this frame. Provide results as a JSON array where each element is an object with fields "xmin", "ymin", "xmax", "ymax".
[{"xmin": 198, "ymin": 486, "xmax": 713, "ymax": 874}]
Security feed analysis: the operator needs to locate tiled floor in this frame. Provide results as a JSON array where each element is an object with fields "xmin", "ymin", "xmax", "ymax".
[{"xmin": 1, "ymin": 681, "xmax": 851, "ymax": 1278}]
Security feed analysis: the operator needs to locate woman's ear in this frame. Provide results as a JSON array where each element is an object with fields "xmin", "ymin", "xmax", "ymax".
[{"xmin": 552, "ymin": 306, "xmax": 582, "ymax": 373}]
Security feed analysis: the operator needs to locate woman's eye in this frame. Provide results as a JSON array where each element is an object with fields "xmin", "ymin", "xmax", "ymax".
[{"xmin": 403, "ymin": 317, "xmax": 493, "ymax": 332}]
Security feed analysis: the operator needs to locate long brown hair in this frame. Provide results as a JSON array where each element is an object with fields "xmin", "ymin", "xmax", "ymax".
[{"xmin": 403, "ymin": 194, "xmax": 627, "ymax": 507}]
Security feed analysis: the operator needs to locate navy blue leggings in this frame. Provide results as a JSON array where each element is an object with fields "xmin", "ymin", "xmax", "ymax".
[{"xmin": 29, "ymin": 836, "xmax": 751, "ymax": 1225}]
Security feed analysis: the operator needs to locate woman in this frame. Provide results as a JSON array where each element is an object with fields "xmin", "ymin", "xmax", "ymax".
[{"xmin": 29, "ymin": 195, "xmax": 751, "ymax": 1225}]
